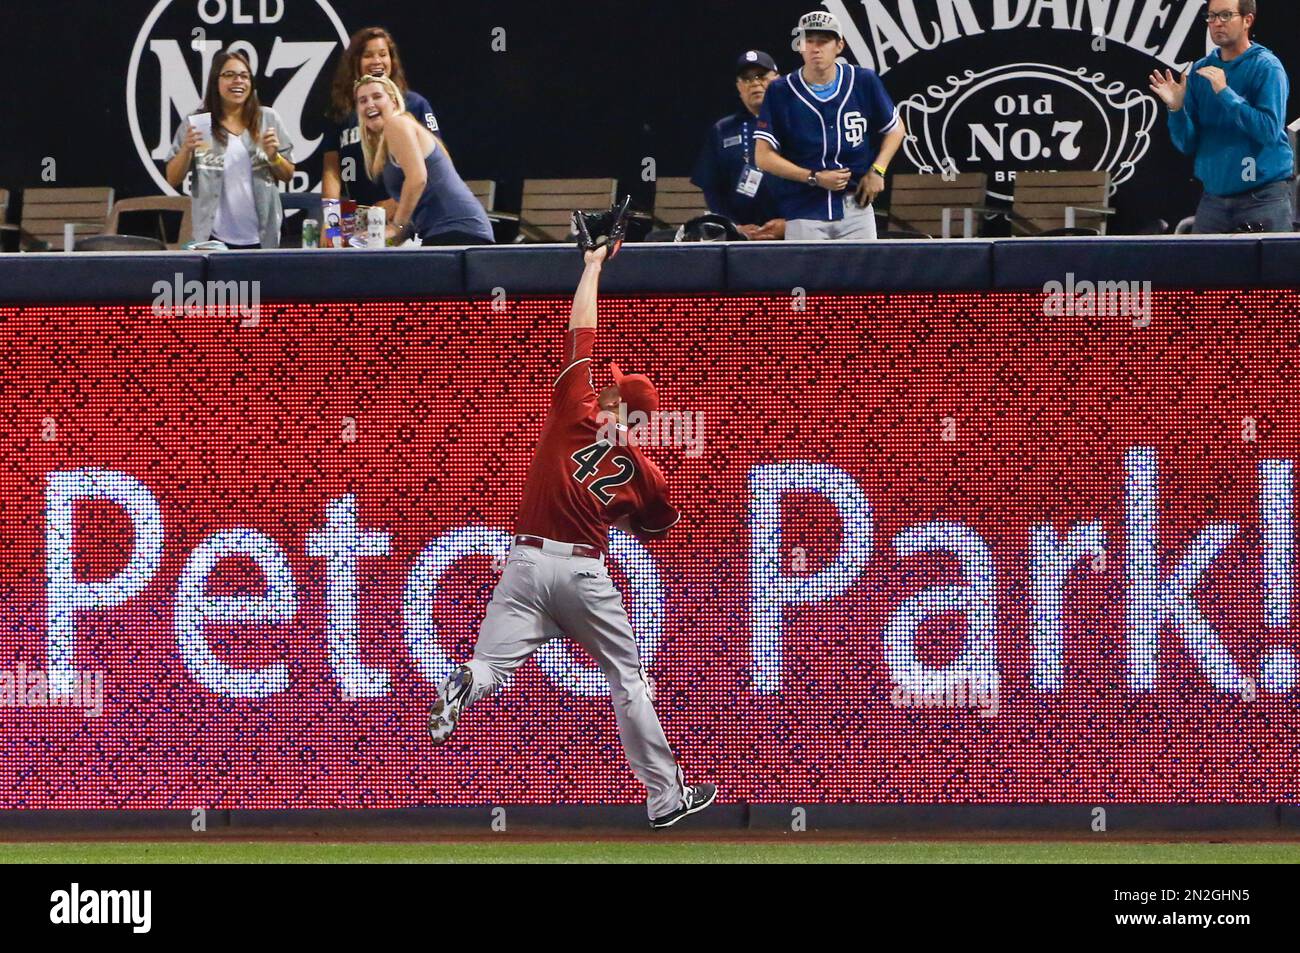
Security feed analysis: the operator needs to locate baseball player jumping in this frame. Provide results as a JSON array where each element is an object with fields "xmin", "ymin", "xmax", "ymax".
[{"xmin": 428, "ymin": 200, "xmax": 716, "ymax": 830}]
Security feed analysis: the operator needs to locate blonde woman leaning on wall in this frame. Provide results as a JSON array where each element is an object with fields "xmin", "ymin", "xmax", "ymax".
[{"xmin": 354, "ymin": 75, "xmax": 492, "ymax": 246}]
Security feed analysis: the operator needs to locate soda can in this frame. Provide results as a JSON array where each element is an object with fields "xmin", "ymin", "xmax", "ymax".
[
  {"xmin": 301, "ymin": 219, "xmax": 319, "ymax": 248},
  {"xmin": 368, "ymin": 206, "xmax": 387, "ymax": 248}
]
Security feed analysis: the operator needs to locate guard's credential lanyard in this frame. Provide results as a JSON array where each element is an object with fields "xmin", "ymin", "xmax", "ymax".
[{"xmin": 736, "ymin": 119, "xmax": 764, "ymax": 198}]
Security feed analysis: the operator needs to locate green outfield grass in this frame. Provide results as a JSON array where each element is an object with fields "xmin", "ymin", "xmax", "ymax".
[{"xmin": 2, "ymin": 840, "xmax": 1299, "ymax": 864}]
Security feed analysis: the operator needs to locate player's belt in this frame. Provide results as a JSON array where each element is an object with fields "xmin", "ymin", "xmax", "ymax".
[{"xmin": 513, "ymin": 535, "xmax": 604, "ymax": 560}]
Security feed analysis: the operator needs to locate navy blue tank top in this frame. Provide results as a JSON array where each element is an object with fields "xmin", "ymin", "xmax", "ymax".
[{"xmin": 382, "ymin": 134, "xmax": 493, "ymax": 243}]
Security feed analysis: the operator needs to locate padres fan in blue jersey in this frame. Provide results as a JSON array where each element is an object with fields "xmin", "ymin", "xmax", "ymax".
[
  {"xmin": 754, "ymin": 10, "xmax": 905, "ymax": 240},
  {"xmin": 690, "ymin": 50, "xmax": 788, "ymax": 240},
  {"xmin": 322, "ymin": 27, "xmax": 442, "ymax": 215}
]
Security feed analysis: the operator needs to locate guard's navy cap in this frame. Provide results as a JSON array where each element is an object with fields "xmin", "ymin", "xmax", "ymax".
[{"xmin": 735, "ymin": 50, "xmax": 778, "ymax": 75}]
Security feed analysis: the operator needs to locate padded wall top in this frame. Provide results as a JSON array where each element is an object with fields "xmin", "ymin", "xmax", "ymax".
[
  {"xmin": 4, "ymin": 237, "xmax": 1296, "ymax": 304},
  {"xmin": 0, "ymin": 253, "xmax": 206, "ymax": 303}
]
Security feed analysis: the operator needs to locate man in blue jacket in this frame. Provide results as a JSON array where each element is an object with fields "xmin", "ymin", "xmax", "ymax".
[{"xmin": 1150, "ymin": 0, "xmax": 1295, "ymax": 232}]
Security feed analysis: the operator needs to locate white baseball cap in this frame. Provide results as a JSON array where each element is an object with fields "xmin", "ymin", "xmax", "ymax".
[{"xmin": 795, "ymin": 10, "xmax": 844, "ymax": 38}]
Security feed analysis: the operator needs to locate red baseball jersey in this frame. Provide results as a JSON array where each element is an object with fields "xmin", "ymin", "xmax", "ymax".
[{"xmin": 513, "ymin": 328, "xmax": 680, "ymax": 554}]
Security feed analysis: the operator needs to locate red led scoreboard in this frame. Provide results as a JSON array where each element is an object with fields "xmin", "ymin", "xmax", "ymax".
[{"xmin": 2, "ymin": 290, "xmax": 1299, "ymax": 807}]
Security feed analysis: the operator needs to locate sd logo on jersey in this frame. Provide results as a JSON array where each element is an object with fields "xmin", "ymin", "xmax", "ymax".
[{"xmin": 843, "ymin": 111, "xmax": 868, "ymax": 147}]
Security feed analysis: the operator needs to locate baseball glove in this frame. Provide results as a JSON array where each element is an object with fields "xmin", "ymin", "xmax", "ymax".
[{"xmin": 572, "ymin": 195, "xmax": 632, "ymax": 259}]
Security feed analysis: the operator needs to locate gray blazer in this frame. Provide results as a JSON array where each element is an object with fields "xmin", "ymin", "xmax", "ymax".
[{"xmin": 167, "ymin": 106, "xmax": 295, "ymax": 248}]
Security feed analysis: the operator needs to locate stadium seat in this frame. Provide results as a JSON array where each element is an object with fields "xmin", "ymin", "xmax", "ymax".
[
  {"xmin": 15, "ymin": 186, "xmax": 115, "ymax": 251},
  {"xmin": 108, "ymin": 195, "xmax": 193, "ymax": 250},
  {"xmin": 464, "ymin": 178, "xmax": 523, "ymax": 242},
  {"xmin": 280, "ymin": 191, "xmax": 322, "ymax": 216},
  {"xmin": 881, "ymin": 172, "xmax": 991, "ymax": 238},
  {"xmin": 278, "ymin": 191, "xmax": 322, "ymax": 246},
  {"xmin": 516, "ymin": 177, "xmax": 617, "ymax": 242},
  {"xmin": 464, "ymin": 179, "xmax": 497, "ymax": 213},
  {"xmin": 0, "ymin": 188, "xmax": 58, "ymax": 252},
  {"xmin": 0, "ymin": 187, "xmax": 10, "ymax": 251},
  {"xmin": 651, "ymin": 177, "xmax": 710, "ymax": 229},
  {"xmin": 1007, "ymin": 171, "xmax": 1114, "ymax": 236}
]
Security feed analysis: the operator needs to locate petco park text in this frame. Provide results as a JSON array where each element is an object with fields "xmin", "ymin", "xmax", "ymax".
[{"xmin": 42, "ymin": 446, "xmax": 1298, "ymax": 701}]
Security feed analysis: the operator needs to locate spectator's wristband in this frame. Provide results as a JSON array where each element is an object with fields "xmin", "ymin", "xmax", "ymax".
[
  {"xmin": 871, "ymin": 164, "xmax": 887, "ymax": 177},
  {"xmin": 394, "ymin": 221, "xmax": 416, "ymax": 244}
]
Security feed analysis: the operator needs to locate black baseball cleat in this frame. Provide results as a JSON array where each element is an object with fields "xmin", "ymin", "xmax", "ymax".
[
  {"xmin": 428, "ymin": 665, "xmax": 474, "ymax": 746},
  {"xmin": 649, "ymin": 783, "xmax": 718, "ymax": 830}
]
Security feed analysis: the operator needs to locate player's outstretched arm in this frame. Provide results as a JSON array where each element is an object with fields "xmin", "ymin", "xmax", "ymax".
[{"xmin": 568, "ymin": 245, "xmax": 607, "ymax": 330}]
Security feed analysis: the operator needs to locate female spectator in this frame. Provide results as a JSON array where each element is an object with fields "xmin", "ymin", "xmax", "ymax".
[
  {"xmin": 355, "ymin": 75, "xmax": 493, "ymax": 246},
  {"xmin": 323, "ymin": 27, "xmax": 442, "ymax": 217},
  {"xmin": 165, "ymin": 50, "xmax": 295, "ymax": 248}
]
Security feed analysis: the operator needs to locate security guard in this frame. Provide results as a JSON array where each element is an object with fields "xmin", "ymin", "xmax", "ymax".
[{"xmin": 690, "ymin": 50, "xmax": 787, "ymax": 240}]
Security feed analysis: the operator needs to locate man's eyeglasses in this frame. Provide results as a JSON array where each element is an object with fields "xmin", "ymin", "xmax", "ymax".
[
  {"xmin": 1204, "ymin": 11, "xmax": 1241, "ymax": 24},
  {"xmin": 738, "ymin": 74, "xmax": 772, "ymax": 85},
  {"xmin": 219, "ymin": 70, "xmax": 252, "ymax": 82}
]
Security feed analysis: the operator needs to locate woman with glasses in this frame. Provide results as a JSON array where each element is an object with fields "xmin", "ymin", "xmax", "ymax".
[
  {"xmin": 165, "ymin": 49, "xmax": 296, "ymax": 249},
  {"xmin": 322, "ymin": 27, "xmax": 442, "ymax": 221},
  {"xmin": 354, "ymin": 75, "xmax": 493, "ymax": 246}
]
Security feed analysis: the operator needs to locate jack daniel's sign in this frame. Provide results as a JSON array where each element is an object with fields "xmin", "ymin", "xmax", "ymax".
[{"xmin": 819, "ymin": 0, "xmax": 1215, "ymax": 199}]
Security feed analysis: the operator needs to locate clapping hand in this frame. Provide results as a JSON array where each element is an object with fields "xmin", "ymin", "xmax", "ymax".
[
  {"xmin": 1148, "ymin": 69, "xmax": 1188, "ymax": 110},
  {"xmin": 1196, "ymin": 65, "xmax": 1227, "ymax": 94}
]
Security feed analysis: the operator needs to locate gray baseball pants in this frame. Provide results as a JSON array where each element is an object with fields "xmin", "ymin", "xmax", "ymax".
[
  {"xmin": 457, "ymin": 540, "xmax": 686, "ymax": 819},
  {"xmin": 785, "ymin": 193, "xmax": 879, "ymax": 240}
]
